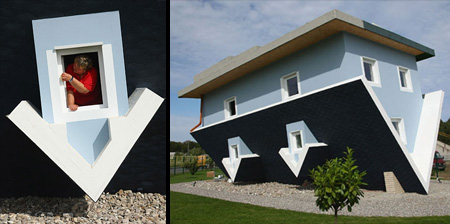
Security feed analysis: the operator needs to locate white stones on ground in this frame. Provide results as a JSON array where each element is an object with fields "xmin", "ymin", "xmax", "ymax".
[
  {"xmin": 171, "ymin": 179, "xmax": 450, "ymax": 217},
  {"xmin": 0, "ymin": 190, "xmax": 166, "ymax": 223}
]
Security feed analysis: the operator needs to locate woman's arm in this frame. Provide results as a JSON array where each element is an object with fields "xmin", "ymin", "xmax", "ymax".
[
  {"xmin": 61, "ymin": 72, "xmax": 90, "ymax": 94},
  {"xmin": 67, "ymin": 90, "xmax": 79, "ymax": 111}
]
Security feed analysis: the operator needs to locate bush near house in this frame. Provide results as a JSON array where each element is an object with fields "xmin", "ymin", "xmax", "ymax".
[{"xmin": 310, "ymin": 147, "xmax": 367, "ymax": 224}]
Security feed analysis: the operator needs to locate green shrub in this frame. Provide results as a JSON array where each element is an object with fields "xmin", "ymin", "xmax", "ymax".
[
  {"xmin": 206, "ymin": 157, "xmax": 215, "ymax": 170},
  {"xmin": 183, "ymin": 158, "xmax": 200, "ymax": 175},
  {"xmin": 309, "ymin": 147, "xmax": 367, "ymax": 224}
]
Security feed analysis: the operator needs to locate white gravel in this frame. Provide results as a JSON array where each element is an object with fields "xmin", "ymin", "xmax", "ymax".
[
  {"xmin": 0, "ymin": 190, "xmax": 166, "ymax": 223},
  {"xmin": 171, "ymin": 179, "xmax": 450, "ymax": 217}
]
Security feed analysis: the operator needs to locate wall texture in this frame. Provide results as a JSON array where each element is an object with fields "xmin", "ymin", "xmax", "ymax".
[{"xmin": 0, "ymin": 0, "xmax": 166, "ymax": 197}]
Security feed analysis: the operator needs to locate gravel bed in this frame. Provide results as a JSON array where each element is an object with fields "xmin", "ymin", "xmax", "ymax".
[
  {"xmin": 0, "ymin": 190, "xmax": 165, "ymax": 224},
  {"xmin": 171, "ymin": 179, "xmax": 450, "ymax": 217}
]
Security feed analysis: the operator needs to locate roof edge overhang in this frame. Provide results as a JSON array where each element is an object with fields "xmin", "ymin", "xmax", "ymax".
[{"xmin": 179, "ymin": 9, "xmax": 435, "ymax": 99}]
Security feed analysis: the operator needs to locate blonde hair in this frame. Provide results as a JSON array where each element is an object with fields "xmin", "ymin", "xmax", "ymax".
[{"xmin": 74, "ymin": 55, "xmax": 93, "ymax": 71}]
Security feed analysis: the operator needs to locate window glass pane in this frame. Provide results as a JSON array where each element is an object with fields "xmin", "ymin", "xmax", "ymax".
[
  {"xmin": 286, "ymin": 76, "xmax": 299, "ymax": 96},
  {"xmin": 392, "ymin": 121, "xmax": 399, "ymax": 134},
  {"xmin": 363, "ymin": 62, "xmax": 373, "ymax": 81},
  {"xmin": 399, "ymin": 70, "xmax": 407, "ymax": 87},
  {"xmin": 232, "ymin": 145, "xmax": 238, "ymax": 158},
  {"xmin": 295, "ymin": 133, "xmax": 302, "ymax": 148},
  {"xmin": 229, "ymin": 100, "xmax": 236, "ymax": 116}
]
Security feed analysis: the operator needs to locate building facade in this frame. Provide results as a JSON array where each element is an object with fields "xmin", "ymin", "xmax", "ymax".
[{"xmin": 179, "ymin": 10, "xmax": 443, "ymax": 194}]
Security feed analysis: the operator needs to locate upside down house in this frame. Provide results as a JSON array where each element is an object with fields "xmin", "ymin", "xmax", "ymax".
[{"xmin": 178, "ymin": 10, "xmax": 444, "ymax": 194}]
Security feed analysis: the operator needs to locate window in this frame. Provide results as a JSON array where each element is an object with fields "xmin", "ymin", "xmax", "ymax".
[
  {"xmin": 361, "ymin": 57, "xmax": 381, "ymax": 87},
  {"xmin": 231, "ymin": 144, "xmax": 239, "ymax": 159},
  {"xmin": 391, "ymin": 118, "xmax": 407, "ymax": 144},
  {"xmin": 290, "ymin": 131, "xmax": 304, "ymax": 151},
  {"xmin": 224, "ymin": 97, "xmax": 237, "ymax": 119},
  {"xmin": 46, "ymin": 42, "xmax": 120, "ymax": 123},
  {"xmin": 281, "ymin": 72, "xmax": 301, "ymax": 100},
  {"xmin": 62, "ymin": 52, "xmax": 104, "ymax": 106},
  {"xmin": 398, "ymin": 66, "xmax": 413, "ymax": 92},
  {"xmin": 32, "ymin": 11, "xmax": 128, "ymax": 124}
]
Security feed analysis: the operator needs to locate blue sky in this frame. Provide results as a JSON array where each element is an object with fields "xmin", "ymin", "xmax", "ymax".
[{"xmin": 170, "ymin": 1, "xmax": 450, "ymax": 142}]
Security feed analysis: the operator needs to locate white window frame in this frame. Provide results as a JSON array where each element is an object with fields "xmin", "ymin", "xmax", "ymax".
[
  {"xmin": 361, "ymin": 57, "xmax": 381, "ymax": 87},
  {"xmin": 289, "ymin": 130, "xmax": 304, "ymax": 152},
  {"xmin": 46, "ymin": 42, "xmax": 119, "ymax": 123},
  {"xmin": 397, "ymin": 66, "xmax": 413, "ymax": 92},
  {"xmin": 224, "ymin": 96, "xmax": 237, "ymax": 119},
  {"xmin": 391, "ymin": 118, "xmax": 407, "ymax": 145},
  {"xmin": 280, "ymin": 71, "xmax": 301, "ymax": 100},
  {"xmin": 230, "ymin": 144, "xmax": 239, "ymax": 160}
]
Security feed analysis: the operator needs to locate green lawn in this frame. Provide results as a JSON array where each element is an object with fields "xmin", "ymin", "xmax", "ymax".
[
  {"xmin": 170, "ymin": 170, "xmax": 450, "ymax": 223},
  {"xmin": 170, "ymin": 169, "xmax": 225, "ymax": 184},
  {"xmin": 170, "ymin": 191, "xmax": 450, "ymax": 224}
]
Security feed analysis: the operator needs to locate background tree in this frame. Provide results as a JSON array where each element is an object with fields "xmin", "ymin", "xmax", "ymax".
[
  {"xmin": 169, "ymin": 140, "xmax": 204, "ymax": 154},
  {"xmin": 188, "ymin": 147, "xmax": 206, "ymax": 156},
  {"xmin": 170, "ymin": 141, "xmax": 182, "ymax": 152},
  {"xmin": 182, "ymin": 157, "xmax": 200, "ymax": 175},
  {"xmin": 309, "ymin": 147, "xmax": 367, "ymax": 224},
  {"xmin": 438, "ymin": 119, "xmax": 450, "ymax": 145}
]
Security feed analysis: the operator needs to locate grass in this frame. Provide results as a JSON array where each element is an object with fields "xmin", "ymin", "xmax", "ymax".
[
  {"xmin": 170, "ymin": 168, "xmax": 225, "ymax": 184},
  {"xmin": 170, "ymin": 191, "xmax": 450, "ymax": 224},
  {"xmin": 170, "ymin": 166, "xmax": 450, "ymax": 223}
]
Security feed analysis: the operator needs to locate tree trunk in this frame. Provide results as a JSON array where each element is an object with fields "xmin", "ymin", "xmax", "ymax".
[{"xmin": 334, "ymin": 209, "xmax": 338, "ymax": 224}]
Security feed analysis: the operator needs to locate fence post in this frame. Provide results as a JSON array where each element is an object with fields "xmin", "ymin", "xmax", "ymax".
[
  {"xmin": 173, "ymin": 156, "xmax": 176, "ymax": 176},
  {"xmin": 182, "ymin": 156, "xmax": 185, "ymax": 174}
]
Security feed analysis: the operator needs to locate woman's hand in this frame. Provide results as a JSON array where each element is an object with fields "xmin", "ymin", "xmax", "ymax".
[
  {"xmin": 69, "ymin": 104, "xmax": 79, "ymax": 111},
  {"xmin": 61, "ymin": 72, "xmax": 73, "ymax": 82}
]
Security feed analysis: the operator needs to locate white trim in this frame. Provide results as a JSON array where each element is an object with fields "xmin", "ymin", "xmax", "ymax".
[
  {"xmin": 224, "ymin": 96, "xmax": 237, "ymax": 119},
  {"xmin": 289, "ymin": 130, "xmax": 304, "ymax": 152},
  {"xmin": 7, "ymin": 88, "xmax": 164, "ymax": 201},
  {"xmin": 279, "ymin": 143, "xmax": 327, "ymax": 177},
  {"xmin": 397, "ymin": 66, "xmax": 413, "ymax": 92},
  {"xmin": 391, "ymin": 117, "xmax": 407, "ymax": 145},
  {"xmin": 54, "ymin": 42, "xmax": 104, "ymax": 50},
  {"xmin": 194, "ymin": 76, "xmax": 363, "ymax": 132},
  {"xmin": 410, "ymin": 90, "xmax": 444, "ymax": 193},
  {"xmin": 230, "ymin": 144, "xmax": 239, "ymax": 160},
  {"xmin": 221, "ymin": 154, "xmax": 260, "ymax": 182},
  {"xmin": 361, "ymin": 56, "xmax": 381, "ymax": 87},
  {"xmin": 47, "ymin": 43, "xmax": 119, "ymax": 123},
  {"xmin": 280, "ymin": 71, "xmax": 301, "ymax": 100}
]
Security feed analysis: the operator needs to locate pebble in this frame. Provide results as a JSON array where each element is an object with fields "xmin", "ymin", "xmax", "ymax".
[
  {"xmin": 0, "ymin": 190, "xmax": 165, "ymax": 223},
  {"xmin": 171, "ymin": 179, "xmax": 450, "ymax": 217}
]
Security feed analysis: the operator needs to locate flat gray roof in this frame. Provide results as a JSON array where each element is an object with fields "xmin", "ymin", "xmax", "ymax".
[{"xmin": 179, "ymin": 9, "xmax": 435, "ymax": 99}]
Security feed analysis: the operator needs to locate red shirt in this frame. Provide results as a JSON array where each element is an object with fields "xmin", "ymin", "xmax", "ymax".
[{"xmin": 65, "ymin": 64, "xmax": 102, "ymax": 106}]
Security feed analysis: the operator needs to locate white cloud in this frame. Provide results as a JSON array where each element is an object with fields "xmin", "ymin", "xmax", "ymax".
[{"xmin": 170, "ymin": 1, "xmax": 342, "ymax": 89}]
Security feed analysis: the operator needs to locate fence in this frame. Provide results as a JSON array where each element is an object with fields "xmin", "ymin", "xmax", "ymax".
[{"xmin": 169, "ymin": 155, "xmax": 217, "ymax": 175}]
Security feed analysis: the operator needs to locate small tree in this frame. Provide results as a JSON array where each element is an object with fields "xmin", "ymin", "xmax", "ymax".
[
  {"xmin": 206, "ymin": 157, "xmax": 215, "ymax": 170},
  {"xmin": 309, "ymin": 147, "xmax": 367, "ymax": 224},
  {"xmin": 183, "ymin": 157, "xmax": 200, "ymax": 175}
]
